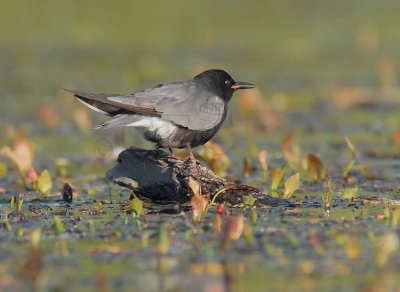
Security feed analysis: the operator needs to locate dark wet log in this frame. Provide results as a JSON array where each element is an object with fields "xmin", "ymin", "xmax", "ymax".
[{"xmin": 107, "ymin": 147, "xmax": 285, "ymax": 206}]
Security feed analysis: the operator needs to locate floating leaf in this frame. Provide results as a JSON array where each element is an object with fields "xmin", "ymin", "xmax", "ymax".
[
  {"xmin": 38, "ymin": 169, "xmax": 52, "ymax": 196},
  {"xmin": 283, "ymin": 173, "xmax": 300, "ymax": 199},
  {"xmin": 130, "ymin": 195, "xmax": 144, "ymax": 216},
  {"xmin": 243, "ymin": 195, "xmax": 256, "ymax": 207},
  {"xmin": 62, "ymin": 183, "xmax": 73, "ymax": 203},
  {"xmin": 303, "ymin": 153, "xmax": 326, "ymax": 181},
  {"xmin": 270, "ymin": 168, "xmax": 284, "ymax": 191},
  {"xmin": 341, "ymin": 187, "xmax": 358, "ymax": 200}
]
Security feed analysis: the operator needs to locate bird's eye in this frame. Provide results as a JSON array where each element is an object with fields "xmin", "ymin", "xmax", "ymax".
[{"xmin": 225, "ymin": 80, "xmax": 231, "ymax": 85}]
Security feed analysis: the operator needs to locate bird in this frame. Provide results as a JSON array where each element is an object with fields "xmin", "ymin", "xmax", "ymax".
[{"xmin": 64, "ymin": 69, "xmax": 255, "ymax": 158}]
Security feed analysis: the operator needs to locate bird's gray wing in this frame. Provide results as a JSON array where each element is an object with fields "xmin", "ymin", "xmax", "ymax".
[{"xmin": 108, "ymin": 82, "xmax": 226, "ymax": 131}]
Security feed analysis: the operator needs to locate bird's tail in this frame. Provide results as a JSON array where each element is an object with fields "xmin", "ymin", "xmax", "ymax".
[{"xmin": 63, "ymin": 88, "xmax": 126, "ymax": 116}]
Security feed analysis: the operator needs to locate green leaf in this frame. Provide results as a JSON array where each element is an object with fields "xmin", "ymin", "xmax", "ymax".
[
  {"xmin": 87, "ymin": 186, "xmax": 97, "ymax": 197},
  {"xmin": 158, "ymin": 224, "xmax": 169, "ymax": 255},
  {"xmin": 0, "ymin": 161, "xmax": 7, "ymax": 177},
  {"xmin": 341, "ymin": 187, "xmax": 358, "ymax": 200},
  {"xmin": 342, "ymin": 159, "xmax": 355, "ymax": 179},
  {"xmin": 31, "ymin": 228, "xmax": 41, "ymax": 249},
  {"xmin": 17, "ymin": 194, "xmax": 23, "ymax": 212},
  {"xmin": 38, "ymin": 169, "xmax": 52, "ymax": 196},
  {"xmin": 283, "ymin": 173, "xmax": 300, "ymax": 199},
  {"xmin": 130, "ymin": 195, "xmax": 144, "ymax": 216},
  {"xmin": 243, "ymin": 195, "xmax": 256, "ymax": 207},
  {"xmin": 250, "ymin": 209, "xmax": 258, "ymax": 223},
  {"xmin": 53, "ymin": 216, "xmax": 65, "ymax": 233},
  {"xmin": 270, "ymin": 168, "xmax": 284, "ymax": 191},
  {"xmin": 9, "ymin": 196, "xmax": 15, "ymax": 210}
]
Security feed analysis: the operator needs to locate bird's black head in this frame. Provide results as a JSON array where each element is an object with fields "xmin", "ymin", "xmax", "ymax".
[{"xmin": 194, "ymin": 69, "xmax": 255, "ymax": 101}]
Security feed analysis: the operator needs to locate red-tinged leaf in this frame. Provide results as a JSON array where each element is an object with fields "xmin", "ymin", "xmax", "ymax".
[
  {"xmin": 242, "ymin": 157, "xmax": 250, "ymax": 177},
  {"xmin": 38, "ymin": 103, "xmax": 60, "ymax": 130},
  {"xmin": 391, "ymin": 130, "xmax": 400, "ymax": 147},
  {"xmin": 221, "ymin": 214, "xmax": 244, "ymax": 250},
  {"xmin": 1, "ymin": 137, "xmax": 34, "ymax": 175},
  {"xmin": 309, "ymin": 229, "xmax": 325, "ymax": 255},
  {"xmin": 258, "ymin": 150, "xmax": 268, "ymax": 182},
  {"xmin": 303, "ymin": 153, "xmax": 326, "ymax": 181},
  {"xmin": 27, "ymin": 168, "xmax": 38, "ymax": 183},
  {"xmin": 191, "ymin": 193, "xmax": 209, "ymax": 222},
  {"xmin": 189, "ymin": 177, "xmax": 210, "ymax": 221},
  {"xmin": 214, "ymin": 214, "xmax": 222, "ymax": 233}
]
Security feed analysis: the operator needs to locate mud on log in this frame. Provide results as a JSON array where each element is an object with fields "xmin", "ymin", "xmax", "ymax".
[{"xmin": 107, "ymin": 147, "xmax": 285, "ymax": 206}]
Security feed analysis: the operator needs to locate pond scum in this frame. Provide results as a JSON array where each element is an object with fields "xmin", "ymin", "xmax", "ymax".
[{"xmin": 0, "ymin": 87, "xmax": 399, "ymax": 291}]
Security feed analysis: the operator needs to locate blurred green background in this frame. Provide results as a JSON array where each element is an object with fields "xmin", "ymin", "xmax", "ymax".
[{"xmin": 1, "ymin": 0, "xmax": 399, "ymax": 152}]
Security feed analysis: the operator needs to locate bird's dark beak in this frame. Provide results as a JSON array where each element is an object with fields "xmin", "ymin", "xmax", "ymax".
[{"xmin": 231, "ymin": 81, "xmax": 255, "ymax": 91}]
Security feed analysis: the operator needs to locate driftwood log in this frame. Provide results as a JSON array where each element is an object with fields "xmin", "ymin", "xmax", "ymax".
[{"xmin": 107, "ymin": 147, "xmax": 285, "ymax": 206}]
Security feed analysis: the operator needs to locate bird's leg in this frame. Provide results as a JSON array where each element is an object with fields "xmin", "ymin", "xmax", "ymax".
[
  {"xmin": 187, "ymin": 144, "xmax": 195, "ymax": 161},
  {"xmin": 168, "ymin": 148, "xmax": 175, "ymax": 157}
]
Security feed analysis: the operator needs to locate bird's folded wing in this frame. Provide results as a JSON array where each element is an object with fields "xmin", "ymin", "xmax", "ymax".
[{"xmin": 108, "ymin": 83, "xmax": 226, "ymax": 131}]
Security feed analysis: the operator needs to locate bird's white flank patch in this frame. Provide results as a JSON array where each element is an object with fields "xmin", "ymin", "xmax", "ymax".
[{"xmin": 127, "ymin": 117, "xmax": 177, "ymax": 139}]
